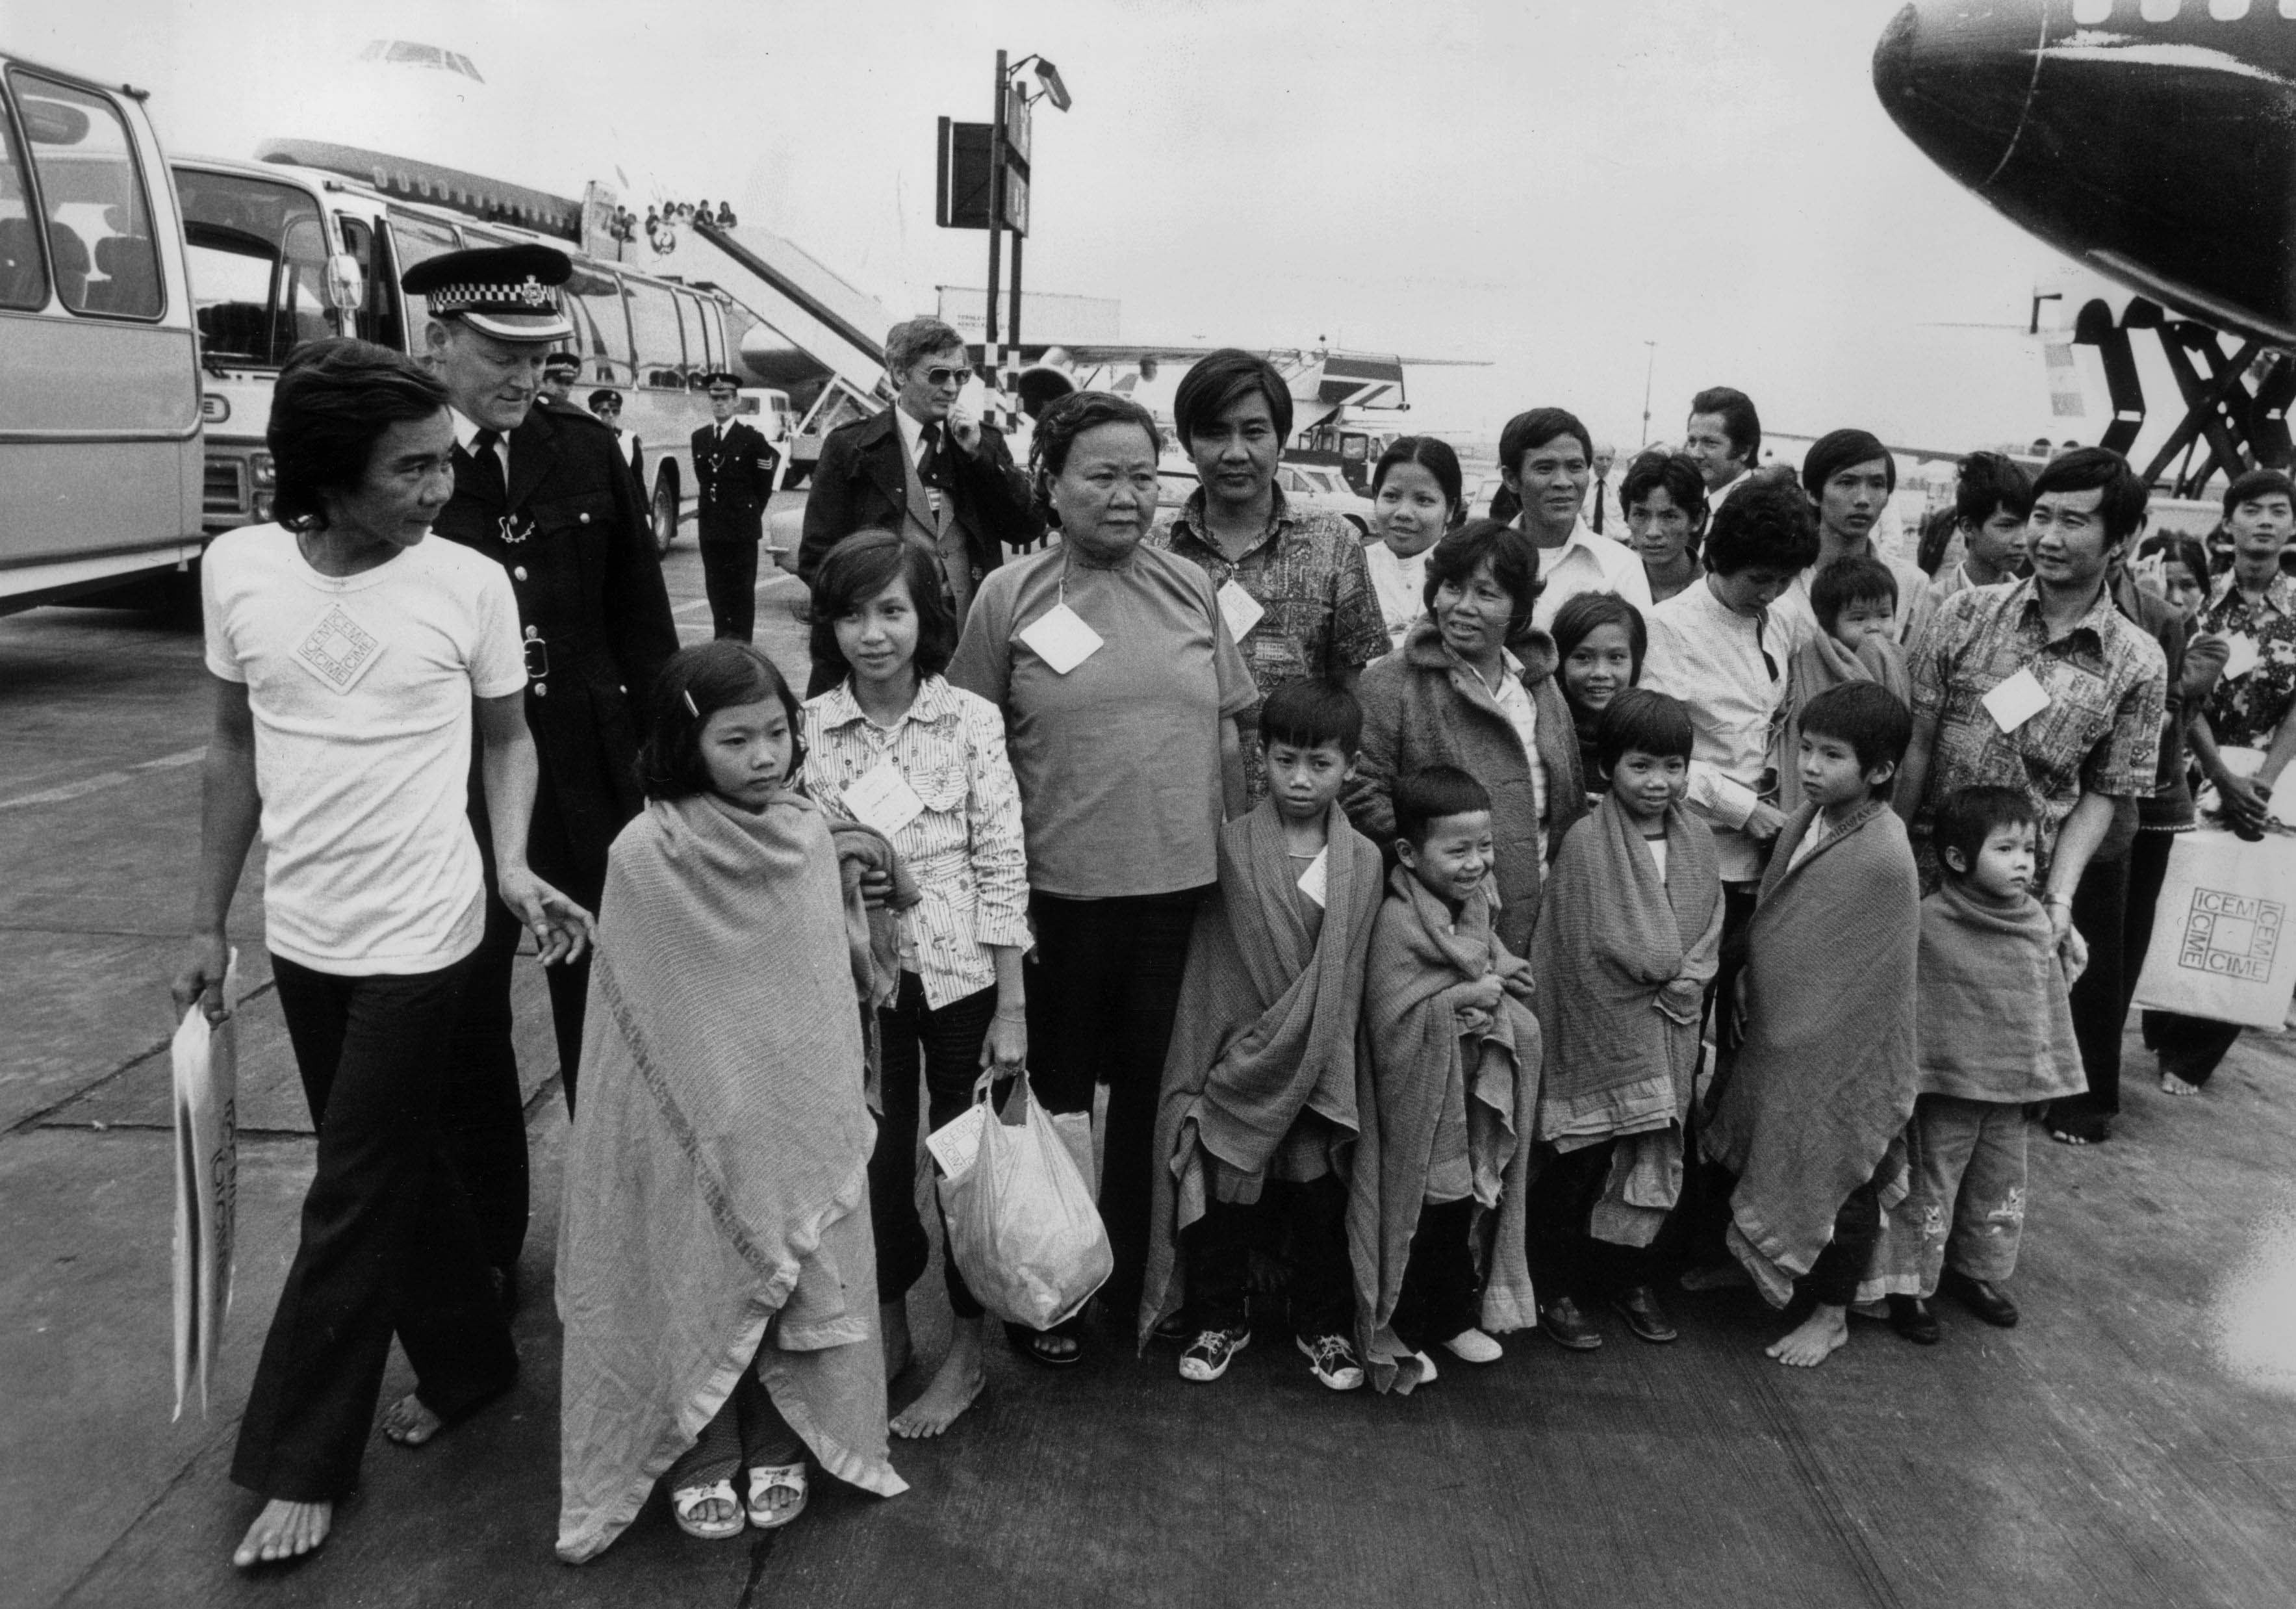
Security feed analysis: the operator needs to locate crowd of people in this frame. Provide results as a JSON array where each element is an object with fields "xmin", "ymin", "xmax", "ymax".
[{"xmin": 171, "ymin": 247, "xmax": 2296, "ymax": 1569}]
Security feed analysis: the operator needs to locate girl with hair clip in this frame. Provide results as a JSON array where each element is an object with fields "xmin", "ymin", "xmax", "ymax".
[{"xmin": 555, "ymin": 641, "xmax": 906, "ymax": 1562}]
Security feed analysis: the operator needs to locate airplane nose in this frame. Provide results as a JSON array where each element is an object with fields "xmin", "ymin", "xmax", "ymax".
[{"xmin": 1870, "ymin": 1, "xmax": 2037, "ymax": 198}]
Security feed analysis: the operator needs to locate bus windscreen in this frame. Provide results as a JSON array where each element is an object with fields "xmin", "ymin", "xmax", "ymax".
[{"xmin": 175, "ymin": 168, "xmax": 335, "ymax": 365}]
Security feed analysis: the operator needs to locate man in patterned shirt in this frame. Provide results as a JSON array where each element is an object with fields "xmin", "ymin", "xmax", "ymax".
[
  {"xmin": 1896, "ymin": 448, "xmax": 2167, "ymax": 1146},
  {"xmin": 1150, "ymin": 348, "xmax": 1390, "ymax": 803}
]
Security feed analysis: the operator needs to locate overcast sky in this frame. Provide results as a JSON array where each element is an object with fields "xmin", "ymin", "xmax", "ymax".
[{"xmin": 16, "ymin": 0, "xmax": 2091, "ymax": 453}]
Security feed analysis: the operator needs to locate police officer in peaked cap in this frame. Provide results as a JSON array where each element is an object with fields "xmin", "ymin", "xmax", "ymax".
[{"xmin": 407, "ymin": 243, "xmax": 677, "ymax": 1296}]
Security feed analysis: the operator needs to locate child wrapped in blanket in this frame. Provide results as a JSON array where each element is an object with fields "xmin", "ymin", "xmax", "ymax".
[
  {"xmin": 1350, "ymin": 765, "xmax": 1542, "ymax": 1393},
  {"xmin": 1862, "ymin": 785, "xmax": 2086, "ymax": 1340},
  {"xmin": 1140, "ymin": 680, "xmax": 1387, "ymax": 1391},
  {"xmin": 1776, "ymin": 555, "xmax": 1911, "ymax": 816},
  {"xmin": 1698, "ymin": 681, "xmax": 1922, "ymax": 1369},
  {"xmin": 1527, "ymin": 689, "xmax": 1723, "ymax": 1352}
]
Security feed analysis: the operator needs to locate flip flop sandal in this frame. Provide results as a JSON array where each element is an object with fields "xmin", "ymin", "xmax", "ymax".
[
  {"xmin": 746, "ymin": 1462, "xmax": 809, "ymax": 1530},
  {"xmin": 672, "ymin": 1479, "xmax": 745, "ymax": 1541},
  {"xmin": 1004, "ymin": 1321, "xmax": 1084, "ymax": 1369}
]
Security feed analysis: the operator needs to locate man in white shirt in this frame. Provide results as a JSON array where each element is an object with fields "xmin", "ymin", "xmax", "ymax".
[
  {"xmin": 1685, "ymin": 387, "xmax": 1762, "ymax": 514},
  {"xmin": 174, "ymin": 339, "xmax": 591, "ymax": 1571},
  {"xmin": 1769, "ymin": 428, "xmax": 1932, "ymax": 654},
  {"xmin": 1499, "ymin": 405, "xmax": 1653, "ymax": 633}
]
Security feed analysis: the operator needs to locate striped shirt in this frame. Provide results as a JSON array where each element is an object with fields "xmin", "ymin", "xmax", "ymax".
[{"xmin": 802, "ymin": 675, "xmax": 1032, "ymax": 1009}]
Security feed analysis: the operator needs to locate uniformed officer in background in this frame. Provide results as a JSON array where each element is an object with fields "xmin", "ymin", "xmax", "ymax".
[
  {"xmin": 588, "ymin": 385, "xmax": 646, "ymax": 505},
  {"xmin": 691, "ymin": 370, "xmax": 780, "ymax": 641},
  {"xmin": 539, "ymin": 350, "xmax": 581, "ymax": 409},
  {"xmin": 403, "ymin": 243, "xmax": 678, "ymax": 1295}
]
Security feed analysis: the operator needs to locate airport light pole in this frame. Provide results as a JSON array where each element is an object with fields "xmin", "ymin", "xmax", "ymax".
[
  {"xmin": 984, "ymin": 52, "xmax": 1070, "ymax": 362},
  {"xmin": 1640, "ymin": 340, "xmax": 1657, "ymax": 448}
]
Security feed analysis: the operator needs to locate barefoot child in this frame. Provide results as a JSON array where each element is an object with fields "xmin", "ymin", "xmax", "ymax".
[
  {"xmin": 1701, "ymin": 682, "xmax": 1921, "ymax": 1368},
  {"xmin": 1351, "ymin": 766, "xmax": 1543, "ymax": 1393},
  {"xmin": 1777, "ymin": 555, "xmax": 1911, "ymax": 815},
  {"xmin": 1142, "ymin": 680, "xmax": 1386, "ymax": 1391},
  {"xmin": 1867, "ymin": 786, "xmax": 2084, "ymax": 1337},
  {"xmin": 1528, "ymin": 690, "xmax": 1722, "ymax": 1351},
  {"xmin": 556, "ymin": 643, "xmax": 905, "ymax": 1562}
]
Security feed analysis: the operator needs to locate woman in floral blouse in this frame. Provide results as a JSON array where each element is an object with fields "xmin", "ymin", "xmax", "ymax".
[{"xmin": 802, "ymin": 528, "xmax": 1030, "ymax": 1438}]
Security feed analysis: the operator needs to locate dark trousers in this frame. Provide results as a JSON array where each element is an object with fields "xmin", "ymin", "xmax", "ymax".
[
  {"xmin": 869, "ymin": 973, "xmax": 993, "ymax": 1320},
  {"xmin": 1181, "ymin": 1174, "xmax": 1353, "ymax": 1339},
  {"xmin": 1527, "ymin": 1139, "xmax": 1656, "ymax": 1300},
  {"xmin": 697, "ymin": 513, "xmax": 761, "ymax": 642},
  {"xmin": 441, "ymin": 790, "xmax": 604, "ymax": 1274},
  {"xmin": 1391, "ymin": 1195, "xmax": 1481, "ymax": 1352},
  {"xmin": 1800, "ymin": 1161, "xmax": 1887, "ymax": 1309},
  {"xmin": 2127, "ymin": 828, "xmax": 2245, "ymax": 1087},
  {"xmin": 232, "ymin": 955, "xmax": 517, "ymax": 1501},
  {"xmin": 1025, "ymin": 886, "xmax": 1206, "ymax": 1319},
  {"xmin": 2058, "ymin": 851, "xmax": 2132, "ymax": 1120}
]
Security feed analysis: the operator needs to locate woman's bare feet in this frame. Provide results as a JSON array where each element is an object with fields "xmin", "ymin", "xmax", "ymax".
[
  {"xmin": 880, "ymin": 1298, "xmax": 913, "ymax": 1382},
  {"xmin": 381, "ymin": 1392, "xmax": 444, "ymax": 1447},
  {"xmin": 891, "ymin": 1317, "xmax": 986, "ymax": 1439},
  {"xmin": 1767, "ymin": 1303, "xmax": 1849, "ymax": 1368},
  {"xmin": 233, "ymin": 1499, "xmax": 332, "ymax": 1568},
  {"xmin": 2160, "ymin": 1071, "xmax": 2203, "ymax": 1097}
]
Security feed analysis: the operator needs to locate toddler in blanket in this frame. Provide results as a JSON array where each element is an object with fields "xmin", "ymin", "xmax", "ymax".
[
  {"xmin": 1861, "ymin": 785, "xmax": 2086, "ymax": 1339},
  {"xmin": 1698, "ymin": 681, "xmax": 1922, "ymax": 1369},
  {"xmin": 1527, "ymin": 690, "xmax": 1722, "ymax": 1352},
  {"xmin": 1351, "ymin": 765, "xmax": 1542, "ymax": 1394}
]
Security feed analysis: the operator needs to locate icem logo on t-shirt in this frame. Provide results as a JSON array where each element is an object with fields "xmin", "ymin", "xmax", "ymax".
[{"xmin": 292, "ymin": 601, "xmax": 385, "ymax": 694}]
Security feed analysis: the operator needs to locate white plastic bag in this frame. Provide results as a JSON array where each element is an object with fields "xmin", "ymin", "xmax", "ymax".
[
  {"xmin": 929, "ymin": 1072, "xmax": 1111, "ymax": 1331},
  {"xmin": 2132, "ymin": 829, "xmax": 2296, "ymax": 1028},
  {"xmin": 171, "ymin": 962, "xmax": 240, "ymax": 1419}
]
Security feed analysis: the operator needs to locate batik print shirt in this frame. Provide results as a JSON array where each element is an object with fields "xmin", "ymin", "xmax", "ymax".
[{"xmin": 2202, "ymin": 572, "xmax": 2296, "ymax": 750}]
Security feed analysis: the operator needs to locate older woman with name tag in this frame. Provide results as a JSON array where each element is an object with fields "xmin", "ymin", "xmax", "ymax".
[
  {"xmin": 800, "ymin": 528, "xmax": 1029, "ymax": 1437},
  {"xmin": 948, "ymin": 391, "xmax": 1256, "ymax": 1365}
]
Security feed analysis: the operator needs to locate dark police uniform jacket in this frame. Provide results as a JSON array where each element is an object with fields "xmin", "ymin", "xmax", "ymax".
[
  {"xmin": 796, "ymin": 408, "xmax": 1041, "ymax": 584},
  {"xmin": 433, "ymin": 402, "xmax": 678, "ymax": 876},
  {"xmin": 692, "ymin": 418, "xmax": 778, "ymax": 541}
]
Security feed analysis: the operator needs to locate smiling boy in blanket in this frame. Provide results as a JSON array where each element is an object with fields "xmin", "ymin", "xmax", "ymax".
[
  {"xmin": 1700, "ymin": 681, "xmax": 1922, "ymax": 1368},
  {"xmin": 1527, "ymin": 689, "xmax": 1722, "ymax": 1352},
  {"xmin": 1140, "ymin": 680, "xmax": 1386, "ymax": 1391},
  {"xmin": 1350, "ymin": 765, "xmax": 1542, "ymax": 1393}
]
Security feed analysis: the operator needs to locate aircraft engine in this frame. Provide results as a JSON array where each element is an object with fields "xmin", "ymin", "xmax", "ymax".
[{"xmin": 1014, "ymin": 364, "xmax": 1076, "ymax": 420}]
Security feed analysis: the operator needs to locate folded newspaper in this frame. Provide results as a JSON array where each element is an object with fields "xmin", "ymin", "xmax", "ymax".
[{"xmin": 172, "ymin": 957, "xmax": 239, "ymax": 1420}]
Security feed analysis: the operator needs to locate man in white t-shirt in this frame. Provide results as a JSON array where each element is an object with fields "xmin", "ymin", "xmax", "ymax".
[{"xmin": 174, "ymin": 339, "xmax": 590, "ymax": 1573}]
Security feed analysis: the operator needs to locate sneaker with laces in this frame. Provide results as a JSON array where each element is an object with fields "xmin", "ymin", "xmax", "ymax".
[
  {"xmin": 1295, "ymin": 1333, "xmax": 1366, "ymax": 1391},
  {"xmin": 1178, "ymin": 1326, "xmax": 1251, "ymax": 1382}
]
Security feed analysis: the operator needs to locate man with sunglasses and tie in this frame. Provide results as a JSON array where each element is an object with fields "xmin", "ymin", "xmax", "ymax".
[
  {"xmin": 405, "ymin": 244, "xmax": 676, "ymax": 1304},
  {"xmin": 797, "ymin": 316, "xmax": 1041, "ymax": 693},
  {"xmin": 691, "ymin": 372, "xmax": 780, "ymax": 643}
]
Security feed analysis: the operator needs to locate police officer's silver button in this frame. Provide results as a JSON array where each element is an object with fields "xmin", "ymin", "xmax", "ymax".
[
  {"xmin": 578, "ymin": 512, "xmax": 591, "ymax": 524},
  {"xmin": 534, "ymin": 683, "xmax": 548, "ymax": 696},
  {"xmin": 513, "ymin": 565, "xmax": 529, "ymax": 581},
  {"xmin": 525, "ymin": 625, "xmax": 540, "ymax": 639}
]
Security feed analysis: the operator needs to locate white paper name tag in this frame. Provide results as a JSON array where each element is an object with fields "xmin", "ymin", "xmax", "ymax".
[
  {"xmin": 2222, "ymin": 632, "xmax": 2261, "ymax": 683},
  {"xmin": 1217, "ymin": 578, "xmax": 1266, "ymax": 641},
  {"xmin": 1297, "ymin": 845, "xmax": 1329, "ymax": 908},
  {"xmin": 291, "ymin": 601, "xmax": 385, "ymax": 694},
  {"xmin": 924, "ymin": 1102, "xmax": 986, "ymax": 1178},
  {"xmin": 1982, "ymin": 667, "xmax": 2051, "ymax": 734},
  {"xmin": 841, "ymin": 758, "xmax": 925, "ymax": 837},
  {"xmin": 1018, "ymin": 602, "xmax": 1104, "ymax": 674}
]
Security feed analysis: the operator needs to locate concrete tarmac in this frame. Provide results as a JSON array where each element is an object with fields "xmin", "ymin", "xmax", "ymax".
[{"xmin": 6, "ymin": 524, "xmax": 2296, "ymax": 1608}]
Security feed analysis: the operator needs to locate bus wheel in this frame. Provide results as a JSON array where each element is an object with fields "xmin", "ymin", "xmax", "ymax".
[{"xmin": 652, "ymin": 474, "xmax": 679, "ymax": 555}]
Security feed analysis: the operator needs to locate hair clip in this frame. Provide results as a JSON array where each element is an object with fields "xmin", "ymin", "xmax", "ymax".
[{"xmin": 682, "ymin": 688, "xmax": 700, "ymax": 719}]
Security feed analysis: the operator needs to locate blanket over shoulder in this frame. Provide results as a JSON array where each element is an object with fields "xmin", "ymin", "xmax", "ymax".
[
  {"xmin": 1531, "ymin": 796, "xmax": 1723, "ymax": 1246},
  {"xmin": 1776, "ymin": 633, "xmax": 1910, "ymax": 816},
  {"xmin": 555, "ymin": 792, "xmax": 905, "ymax": 1564},
  {"xmin": 1138, "ymin": 801, "xmax": 1384, "ymax": 1346},
  {"xmin": 1701, "ymin": 800, "xmax": 1920, "ymax": 1307},
  {"xmin": 1915, "ymin": 881, "xmax": 2086, "ymax": 1103},
  {"xmin": 1350, "ymin": 867, "xmax": 1541, "ymax": 1394}
]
